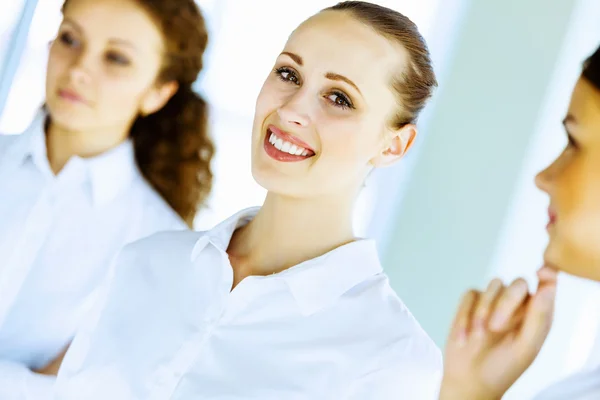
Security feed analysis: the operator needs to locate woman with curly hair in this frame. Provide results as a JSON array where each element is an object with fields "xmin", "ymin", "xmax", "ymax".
[{"xmin": 0, "ymin": 0, "xmax": 213, "ymax": 397}]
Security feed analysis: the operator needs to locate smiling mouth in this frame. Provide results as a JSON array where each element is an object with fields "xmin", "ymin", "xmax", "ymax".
[
  {"xmin": 263, "ymin": 126, "xmax": 316, "ymax": 162},
  {"xmin": 267, "ymin": 130, "xmax": 312, "ymax": 156}
]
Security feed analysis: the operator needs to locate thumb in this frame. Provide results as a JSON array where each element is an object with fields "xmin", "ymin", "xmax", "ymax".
[{"xmin": 516, "ymin": 281, "xmax": 557, "ymax": 362}]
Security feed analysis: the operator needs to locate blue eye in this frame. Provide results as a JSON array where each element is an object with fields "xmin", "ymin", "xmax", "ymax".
[
  {"xmin": 326, "ymin": 91, "xmax": 353, "ymax": 110},
  {"xmin": 274, "ymin": 67, "xmax": 300, "ymax": 85}
]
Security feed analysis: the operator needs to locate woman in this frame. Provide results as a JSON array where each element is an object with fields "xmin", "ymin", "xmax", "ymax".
[
  {"xmin": 0, "ymin": 0, "xmax": 213, "ymax": 397},
  {"xmin": 439, "ymin": 45, "xmax": 600, "ymax": 399},
  {"xmin": 53, "ymin": 2, "xmax": 441, "ymax": 399}
]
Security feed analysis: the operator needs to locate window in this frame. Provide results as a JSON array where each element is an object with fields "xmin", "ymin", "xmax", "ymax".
[{"xmin": 0, "ymin": 0, "xmax": 62, "ymax": 134}]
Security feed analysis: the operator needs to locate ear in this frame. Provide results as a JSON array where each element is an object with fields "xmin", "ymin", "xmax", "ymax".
[
  {"xmin": 140, "ymin": 81, "xmax": 179, "ymax": 116},
  {"xmin": 370, "ymin": 124, "xmax": 417, "ymax": 168}
]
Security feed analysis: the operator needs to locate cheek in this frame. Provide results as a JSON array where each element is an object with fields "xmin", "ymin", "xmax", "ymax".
[
  {"xmin": 46, "ymin": 51, "xmax": 67, "ymax": 85},
  {"xmin": 255, "ymin": 81, "xmax": 282, "ymax": 117},
  {"xmin": 549, "ymin": 157, "xmax": 600, "ymax": 276},
  {"xmin": 317, "ymin": 123, "xmax": 376, "ymax": 170}
]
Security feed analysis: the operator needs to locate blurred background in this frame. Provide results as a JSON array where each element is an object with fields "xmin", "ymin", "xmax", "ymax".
[{"xmin": 1, "ymin": 0, "xmax": 600, "ymax": 398}]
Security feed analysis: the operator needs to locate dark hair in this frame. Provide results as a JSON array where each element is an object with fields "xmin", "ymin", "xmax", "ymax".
[
  {"xmin": 62, "ymin": 0, "xmax": 214, "ymax": 227},
  {"xmin": 324, "ymin": 1, "xmax": 437, "ymax": 129},
  {"xmin": 583, "ymin": 45, "xmax": 600, "ymax": 91}
]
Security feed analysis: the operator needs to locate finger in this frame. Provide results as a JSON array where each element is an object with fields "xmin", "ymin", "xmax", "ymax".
[
  {"xmin": 537, "ymin": 265, "xmax": 559, "ymax": 284},
  {"xmin": 449, "ymin": 290, "xmax": 480, "ymax": 345},
  {"xmin": 471, "ymin": 278, "xmax": 504, "ymax": 334},
  {"xmin": 488, "ymin": 278, "xmax": 530, "ymax": 332},
  {"xmin": 516, "ymin": 281, "xmax": 557, "ymax": 363}
]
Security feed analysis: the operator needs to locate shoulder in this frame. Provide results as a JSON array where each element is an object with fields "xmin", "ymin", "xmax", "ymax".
[
  {"xmin": 104, "ymin": 229, "xmax": 208, "ymax": 305},
  {"xmin": 344, "ymin": 274, "xmax": 442, "ymax": 380},
  {"xmin": 120, "ymin": 229, "xmax": 207, "ymax": 269},
  {"xmin": 0, "ymin": 132, "xmax": 27, "ymax": 159}
]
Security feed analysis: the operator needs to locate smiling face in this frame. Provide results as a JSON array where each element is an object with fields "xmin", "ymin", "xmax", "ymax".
[
  {"xmin": 250, "ymin": 10, "xmax": 416, "ymax": 199},
  {"xmin": 536, "ymin": 77, "xmax": 600, "ymax": 280},
  {"xmin": 45, "ymin": 0, "xmax": 175, "ymax": 133}
]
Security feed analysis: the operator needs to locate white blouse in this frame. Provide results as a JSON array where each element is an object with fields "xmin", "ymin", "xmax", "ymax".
[
  {"xmin": 0, "ymin": 112, "xmax": 187, "ymax": 399},
  {"xmin": 54, "ymin": 207, "xmax": 442, "ymax": 400}
]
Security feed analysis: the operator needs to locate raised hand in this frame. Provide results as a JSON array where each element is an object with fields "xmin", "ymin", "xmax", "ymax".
[{"xmin": 439, "ymin": 266, "xmax": 558, "ymax": 400}]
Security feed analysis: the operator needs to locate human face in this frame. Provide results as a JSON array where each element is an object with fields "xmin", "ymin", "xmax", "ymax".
[
  {"xmin": 536, "ymin": 77, "xmax": 600, "ymax": 281},
  {"xmin": 46, "ymin": 0, "xmax": 174, "ymax": 133},
  {"xmin": 251, "ymin": 11, "xmax": 416, "ymax": 199}
]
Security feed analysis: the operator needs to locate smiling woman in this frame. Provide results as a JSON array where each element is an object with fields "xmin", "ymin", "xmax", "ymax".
[{"xmin": 51, "ymin": 2, "xmax": 441, "ymax": 399}]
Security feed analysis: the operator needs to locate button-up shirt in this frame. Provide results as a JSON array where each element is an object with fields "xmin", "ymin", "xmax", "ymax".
[
  {"xmin": 0, "ymin": 112, "xmax": 187, "ymax": 399},
  {"xmin": 54, "ymin": 207, "xmax": 442, "ymax": 399}
]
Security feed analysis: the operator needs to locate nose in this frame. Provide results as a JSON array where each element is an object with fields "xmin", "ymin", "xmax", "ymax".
[
  {"xmin": 276, "ymin": 91, "xmax": 311, "ymax": 128},
  {"xmin": 535, "ymin": 163, "xmax": 553, "ymax": 194},
  {"xmin": 68, "ymin": 52, "xmax": 93, "ymax": 86}
]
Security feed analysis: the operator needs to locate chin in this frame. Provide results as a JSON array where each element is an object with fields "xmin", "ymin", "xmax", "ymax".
[
  {"xmin": 544, "ymin": 242, "xmax": 600, "ymax": 282},
  {"xmin": 46, "ymin": 104, "xmax": 91, "ymax": 132}
]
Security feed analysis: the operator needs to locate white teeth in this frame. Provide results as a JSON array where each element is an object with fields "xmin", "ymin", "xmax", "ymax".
[
  {"xmin": 274, "ymin": 138, "xmax": 284, "ymax": 150},
  {"xmin": 267, "ymin": 129, "xmax": 311, "ymax": 156}
]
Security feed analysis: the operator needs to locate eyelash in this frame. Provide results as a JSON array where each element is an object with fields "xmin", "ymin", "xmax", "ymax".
[
  {"xmin": 59, "ymin": 32, "xmax": 79, "ymax": 48},
  {"xmin": 58, "ymin": 31, "xmax": 130, "ymax": 66},
  {"xmin": 273, "ymin": 67, "xmax": 354, "ymax": 110}
]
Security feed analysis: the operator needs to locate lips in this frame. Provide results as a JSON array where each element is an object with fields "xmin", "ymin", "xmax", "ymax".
[
  {"xmin": 263, "ymin": 124, "xmax": 316, "ymax": 162},
  {"xmin": 58, "ymin": 88, "xmax": 86, "ymax": 104},
  {"xmin": 547, "ymin": 207, "xmax": 557, "ymax": 229},
  {"xmin": 267, "ymin": 125, "xmax": 315, "ymax": 155}
]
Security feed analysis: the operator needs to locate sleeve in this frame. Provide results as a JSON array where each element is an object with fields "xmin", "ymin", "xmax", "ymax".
[
  {"xmin": 52, "ymin": 255, "xmax": 120, "ymax": 395},
  {"xmin": 0, "ymin": 239, "xmax": 122, "ymax": 400},
  {"xmin": 344, "ymin": 338, "xmax": 443, "ymax": 400},
  {"xmin": 0, "ymin": 361, "xmax": 56, "ymax": 400}
]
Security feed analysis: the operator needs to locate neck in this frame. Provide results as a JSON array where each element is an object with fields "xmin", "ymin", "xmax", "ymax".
[
  {"xmin": 46, "ymin": 120, "xmax": 130, "ymax": 174},
  {"xmin": 228, "ymin": 191, "xmax": 357, "ymax": 279}
]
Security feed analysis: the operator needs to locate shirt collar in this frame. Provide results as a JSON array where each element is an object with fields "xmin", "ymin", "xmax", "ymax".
[
  {"xmin": 85, "ymin": 139, "xmax": 137, "ymax": 206},
  {"xmin": 191, "ymin": 207, "xmax": 384, "ymax": 315},
  {"xmin": 16, "ymin": 111, "xmax": 138, "ymax": 207}
]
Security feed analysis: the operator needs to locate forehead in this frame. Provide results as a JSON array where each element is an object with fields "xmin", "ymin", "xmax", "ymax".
[
  {"xmin": 63, "ymin": 0, "xmax": 164, "ymax": 52},
  {"xmin": 285, "ymin": 11, "xmax": 407, "ymax": 90}
]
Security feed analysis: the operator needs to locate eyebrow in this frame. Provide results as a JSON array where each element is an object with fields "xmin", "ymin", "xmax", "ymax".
[
  {"xmin": 280, "ymin": 51, "xmax": 362, "ymax": 95},
  {"xmin": 62, "ymin": 18, "xmax": 137, "ymax": 50},
  {"xmin": 325, "ymin": 72, "xmax": 362, "ymax": 95},
  {"xmin": 281, "ymin": 51, "xmax": 303, "ymax": 66}
]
